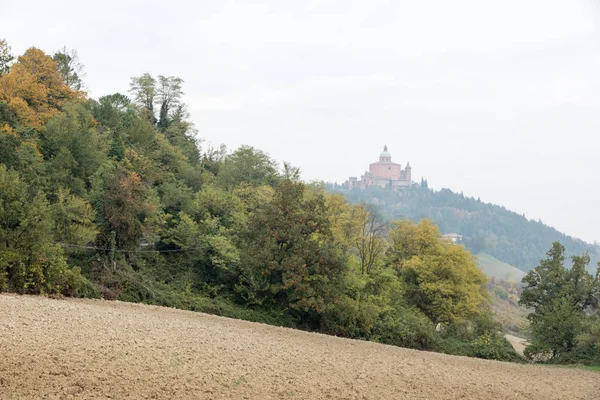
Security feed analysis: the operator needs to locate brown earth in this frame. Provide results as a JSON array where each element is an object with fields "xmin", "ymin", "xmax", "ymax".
[
  {"xmin": 1, "ymin": 294, "xmax": 598, "ymax": 400},
  {"xmin": 504, "ymin": 334, "xmax": 529, "ymax": 356}
]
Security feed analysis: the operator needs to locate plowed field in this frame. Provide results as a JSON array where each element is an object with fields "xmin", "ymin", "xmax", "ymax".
[{"xmin": 1, "ymin": 294, "xmax": 598, "ymax": 399}]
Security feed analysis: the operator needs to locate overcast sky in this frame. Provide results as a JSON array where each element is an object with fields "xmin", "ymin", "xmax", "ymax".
[{"xmin": 4, "ymin": 0, "xmax": 600, "ymax": 243}]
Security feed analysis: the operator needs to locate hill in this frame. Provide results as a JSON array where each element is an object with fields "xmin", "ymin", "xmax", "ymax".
[
  {"xmin": 330, "ymin": 184, "xmax": 600, "ymax": 272},
  {"xmin": 477, "ymin": 252, "xmax": 526, "ymax": 281},
  {"xmin": 2, "ymin": 294, "xmax": 598, "ymax": 400}
]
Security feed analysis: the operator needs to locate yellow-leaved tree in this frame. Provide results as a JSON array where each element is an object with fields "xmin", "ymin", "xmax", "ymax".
[{"xmin": 387, "ymin": 219, "xmax": 488, "ymax": 323}]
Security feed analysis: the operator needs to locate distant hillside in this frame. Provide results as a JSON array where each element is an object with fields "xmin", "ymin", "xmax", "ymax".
[
  {"xmin": 486, "ymin": 278, "xmax": 530, "ymax": 337},
  {"xmin": 476, "ymin": 252, "xmax": 526, "ymax": 281},
  {"xmin": 329, "ymin": 184, "xmax": 600, "ymax": 272}
]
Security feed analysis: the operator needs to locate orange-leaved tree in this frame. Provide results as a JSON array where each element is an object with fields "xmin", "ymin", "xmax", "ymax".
[{"xmin": 0, "ymin": 47, "xmax": 83, "ymax": 133}]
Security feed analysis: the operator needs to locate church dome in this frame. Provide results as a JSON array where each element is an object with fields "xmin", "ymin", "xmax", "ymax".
[{"xmin": 380, "ymin": 145, "xmax": 391, "ymax": 159}]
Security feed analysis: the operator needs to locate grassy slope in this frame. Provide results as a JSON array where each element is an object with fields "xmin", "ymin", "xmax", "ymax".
[
  {"xmin": 476, "ymin": 252, "xmax": 529, "ymax": 336},
  {"xmin": 489, "ymin": 287, "xmax": 529, "ymax": 337},
  {"xmin": 477, "ymin": 252, "xmax": 526, "ymax": 281}
]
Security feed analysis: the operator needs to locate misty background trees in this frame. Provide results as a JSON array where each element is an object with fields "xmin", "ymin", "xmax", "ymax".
[{"xmin": 335, "ymin": 184, "xmax": 600, "ymax": 272}]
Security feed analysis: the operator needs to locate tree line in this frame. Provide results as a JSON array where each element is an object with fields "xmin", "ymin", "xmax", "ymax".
[{"xmin": 0, "ymin": 40, "xmax": 576, "ymax": 363}]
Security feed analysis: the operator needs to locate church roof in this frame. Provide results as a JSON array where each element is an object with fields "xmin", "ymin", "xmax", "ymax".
[
  {"xmin": 370, "ymin": 161, "xmax": 401, "ymax": 166},
  {"xmin": 380, "ymin": 145, "xmax": 391, "ymax": 159}
]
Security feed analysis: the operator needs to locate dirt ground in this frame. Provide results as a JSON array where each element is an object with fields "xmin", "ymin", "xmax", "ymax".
[
  {"xmin": 504, "ymin": 334, "xmax": 529, "ymax": 356},
  {"xmin": 1, "ymin": 295, "xmax": 598, "ymax": 400}
]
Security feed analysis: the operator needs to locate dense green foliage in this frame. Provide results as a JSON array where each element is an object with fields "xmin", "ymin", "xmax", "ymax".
[
  {"xmin": 332, "ymin": 184, "xmax": 600, "ymax": 272},
  {"xmin": 0, "ymin": 43, "xmax": 521, "ymax": 362},
  {"xmin": 519, "ymin": 242, "xmax": 600, "ymax": 365}
]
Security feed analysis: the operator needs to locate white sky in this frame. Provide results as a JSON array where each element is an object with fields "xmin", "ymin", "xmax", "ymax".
[{"xmin": 4, "ymin": 0, "xmax": 600, "ymax": 243}]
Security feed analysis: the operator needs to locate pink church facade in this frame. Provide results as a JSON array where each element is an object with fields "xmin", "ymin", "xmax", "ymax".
[{"xmin": 346, "ymin": 146, "xmax": 412, "ymax": 190}]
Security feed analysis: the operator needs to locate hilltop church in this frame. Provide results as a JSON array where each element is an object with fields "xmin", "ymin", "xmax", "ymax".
[{"xmin": 345, "ymin": 146, "xmax": 412, "ymax": 190}]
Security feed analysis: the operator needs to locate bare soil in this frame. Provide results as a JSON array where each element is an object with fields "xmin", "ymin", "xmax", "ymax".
[
  {"xmin": 505, "ymin": 334, "xmax": 529, "ymax": 356},
  {"xmin": 1, "ymin": 294, "xmax": 598, "ymax": 399}
]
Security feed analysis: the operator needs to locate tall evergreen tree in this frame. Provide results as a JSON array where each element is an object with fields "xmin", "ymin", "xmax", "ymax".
[{"xmin": 520, "ymin": 242, "xmax": 599, "ymax": 360}]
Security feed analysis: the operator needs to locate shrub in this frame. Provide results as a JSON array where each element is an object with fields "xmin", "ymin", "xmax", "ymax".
[
  {"xmin": 471, "ymin": 332, "xmax": 522, "ymax": 362},
  {"xmin": 435, "ymin": 333, "xmax": 523, "ymax": 362},
  {"xmin": 373, "ymin": 306, "xmax": 437, "ymax": 350},
  {"xmin": 62, "ymin": 267, "xmax": 101, "ymax": 298},
  {"xmin": 551, "ymin": 347, "xmax": 600, "ymax": 366},
  {"xmin": 98, "ymin": 266, "xmax": 297, "ymax": 327},
  {"xmin": 320, "ymin": 295, "xmax": 381, "ymax": 339}
]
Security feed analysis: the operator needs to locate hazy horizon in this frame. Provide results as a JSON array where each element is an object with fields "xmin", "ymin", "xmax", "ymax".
[{"xmin": 4, "ymin": 0, "xmax": 600, "ymax": 243}]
